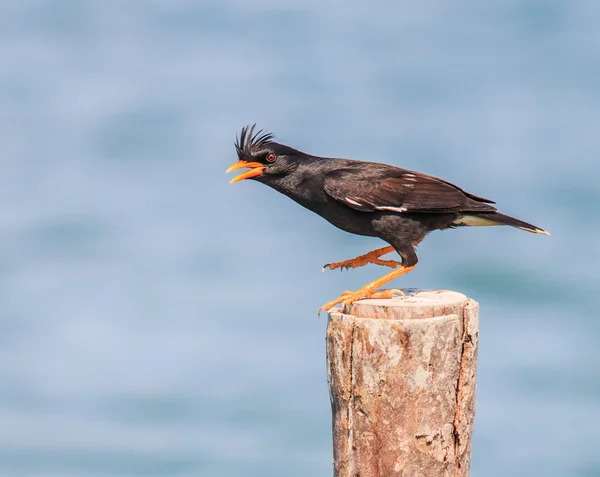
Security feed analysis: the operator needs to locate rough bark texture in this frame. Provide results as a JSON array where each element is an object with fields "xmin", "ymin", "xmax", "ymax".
[{"xmin": 326, "ymin": 290, "xmax": 479, "ymax": 477}]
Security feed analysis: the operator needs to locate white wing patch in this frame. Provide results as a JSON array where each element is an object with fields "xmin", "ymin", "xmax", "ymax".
[
  {"xmin": 376, "ymin": 205, "xmax": 408, "ymax": 213},
  {"xmin": 344, "ymin": 197, "xmax": 408, "ymax": 213},
  {"xmin": 344, "ymin": 197, "xmax": 363, "ymax": 207}
]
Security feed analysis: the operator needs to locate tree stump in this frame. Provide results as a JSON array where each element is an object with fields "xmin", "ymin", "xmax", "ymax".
[{"xmin": 326, "ymin": 290, "xmax": 479, "ymax": 477}]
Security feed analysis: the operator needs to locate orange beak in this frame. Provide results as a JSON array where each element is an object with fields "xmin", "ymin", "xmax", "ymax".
[{"xmin": 226, "ymin": 160, "xmax": 265, "ymax": 183}]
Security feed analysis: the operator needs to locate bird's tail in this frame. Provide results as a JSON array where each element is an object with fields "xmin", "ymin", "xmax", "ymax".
[{"xmin": 457, "ymin": 212, "xmax": 550, "ymax": 235}]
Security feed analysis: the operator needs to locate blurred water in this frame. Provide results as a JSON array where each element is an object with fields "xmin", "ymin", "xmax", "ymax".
[{"xmin": 1, "ymin": 1, "xmax": 599, "ymax": 476}]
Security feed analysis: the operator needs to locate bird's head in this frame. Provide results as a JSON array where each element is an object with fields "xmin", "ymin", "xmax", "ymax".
[{"xmin": 226, "ymin": 125, "xmax": 302, "ymax": 184}]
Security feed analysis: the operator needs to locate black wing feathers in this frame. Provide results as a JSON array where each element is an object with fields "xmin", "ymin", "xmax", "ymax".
[{"xmin": 323, "ymin": 164, "xmax": 496, "ymax": 214}]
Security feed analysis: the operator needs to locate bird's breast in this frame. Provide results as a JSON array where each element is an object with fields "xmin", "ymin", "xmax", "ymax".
[{"xmin": 313, "ymin": 197, "xmax": 379, "ymax": 237}]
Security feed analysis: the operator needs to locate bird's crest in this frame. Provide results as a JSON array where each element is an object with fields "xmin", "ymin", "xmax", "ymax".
[{"xmin": 235, "ymin": 124, "xmax": 275, "ymax": 161}]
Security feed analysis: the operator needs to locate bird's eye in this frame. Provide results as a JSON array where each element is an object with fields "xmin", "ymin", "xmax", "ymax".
[{"xmin": 266, "ymin": 152, "xmax": 277, "ymax": 163}]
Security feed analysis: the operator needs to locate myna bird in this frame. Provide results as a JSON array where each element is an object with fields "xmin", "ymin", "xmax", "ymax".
[{"xmin": 227, "ymin": 125, "xmax": 549, "ymax": 314}]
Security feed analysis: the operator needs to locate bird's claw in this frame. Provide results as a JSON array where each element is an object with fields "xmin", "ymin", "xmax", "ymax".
[
  {"xmin": 322, "ymin": 258, "xmax": 399, "ymax": 272},
  {"xmin": 369, "ymin": 289, "xmax": 406, "ymax": 299},
  {"xmin": 318, "ymin": 288, "xmax": 406, "ymax": 316},
  {"xmin": 318, "ymin": 290, "xmax": 351, "ymax": 315}
]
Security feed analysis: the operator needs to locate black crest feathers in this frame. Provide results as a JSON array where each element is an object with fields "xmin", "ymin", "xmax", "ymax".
[{"xmin": 235, "ymin": 124, "xmax": 275, "ymax": 161}]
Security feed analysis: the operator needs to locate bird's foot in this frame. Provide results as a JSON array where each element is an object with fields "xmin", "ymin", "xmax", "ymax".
[
  {"xmin": 318, "ymin": 288, "xmax": 406, "ymax": 315},
  {"xmin": 370, "ymin": 289, "xmax": 406, "ymax": 299},
  {"xmin": 322, "ymin": 246, "xmax": 398, "ymax": 272}
]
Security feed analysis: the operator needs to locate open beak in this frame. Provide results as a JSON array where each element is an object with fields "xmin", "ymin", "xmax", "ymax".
[{"xmin": 226, "ymin": 160, "xmax": 265, "ymax": 183}]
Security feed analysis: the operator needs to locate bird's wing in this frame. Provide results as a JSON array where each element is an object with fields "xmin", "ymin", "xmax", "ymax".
[{"xmin": 323, "ymin": 165, "xmax": 496, "ymax": 214}]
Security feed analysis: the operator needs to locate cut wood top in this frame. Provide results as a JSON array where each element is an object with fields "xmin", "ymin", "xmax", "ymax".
[{"xmin": 340, "ymin": 289, "xmax": 469, "ymax": 320}]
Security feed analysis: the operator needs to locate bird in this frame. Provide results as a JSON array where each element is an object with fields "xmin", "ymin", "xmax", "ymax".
[{"xmin": 226, "ymin": 125, "xmax": 549, "ymax": 314}]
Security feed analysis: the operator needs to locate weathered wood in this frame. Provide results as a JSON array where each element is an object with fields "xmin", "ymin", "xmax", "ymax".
[{"xmin": 326, "ymin": 290, "xmax": 479, "ymax": 477}]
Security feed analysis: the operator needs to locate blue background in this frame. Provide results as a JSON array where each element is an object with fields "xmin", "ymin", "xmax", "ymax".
[{"xmin": 1, "ymin": 1, "xmax": 599, "ymax": 476}]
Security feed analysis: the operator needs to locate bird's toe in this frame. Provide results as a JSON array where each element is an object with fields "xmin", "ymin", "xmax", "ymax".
[{"xmin": 369, "ymin": 289, "xmax": 406, "ymax": 300}]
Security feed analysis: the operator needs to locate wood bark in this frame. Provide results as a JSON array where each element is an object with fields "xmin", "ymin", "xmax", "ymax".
[{"xmin": 326, "ymin": 290, "xmax": 479, "ymax": 477}]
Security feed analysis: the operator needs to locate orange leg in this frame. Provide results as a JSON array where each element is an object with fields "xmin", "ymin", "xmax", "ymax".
[
  {"xmin": 322, "ymin": 246, "xmax": 398, "ymax": 272},
  {"xmin": 319, "ymin": 265, "xmax": 416, "ymax": 315}
]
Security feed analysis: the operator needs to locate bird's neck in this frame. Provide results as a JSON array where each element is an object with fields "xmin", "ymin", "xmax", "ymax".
[{"xmin": 264, "ymin": 160, "xmax": 332, "ymax": 210}]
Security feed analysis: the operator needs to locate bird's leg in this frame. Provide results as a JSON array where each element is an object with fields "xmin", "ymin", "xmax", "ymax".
[
  {"xmin": 319, "ymin": 265, "xmax": 416, "ymax": 315},
  {"xmin": 322, "ymin": 246, "xmax": 398, "ymax": 272}
]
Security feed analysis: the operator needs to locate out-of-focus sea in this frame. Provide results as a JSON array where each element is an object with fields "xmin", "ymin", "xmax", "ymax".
[{"xmin": 1, "ymin": 1, "xmax": 599, "ymax": 476}]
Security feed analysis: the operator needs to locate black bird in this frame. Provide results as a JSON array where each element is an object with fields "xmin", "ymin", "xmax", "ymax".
[{"xmin": 227, "ymin": 125, "xmax": 549, "ymax": 313}]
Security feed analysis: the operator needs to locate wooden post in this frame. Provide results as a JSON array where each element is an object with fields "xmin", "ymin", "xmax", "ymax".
[{"xmin": 326, "ymin": 290, "xmax": 479, "ymax": 477}]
